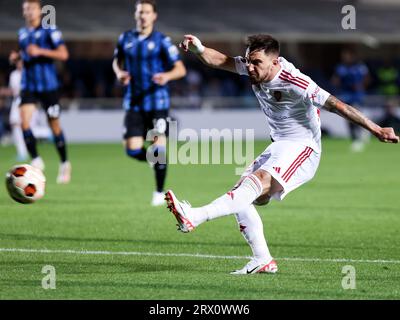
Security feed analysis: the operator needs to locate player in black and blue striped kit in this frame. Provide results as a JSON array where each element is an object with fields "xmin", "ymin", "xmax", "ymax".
[
  {"xmin": 113, "ymin": 0, "xmax": 186, "ymax": 206},
  {"xmin": 10, "ymin": 0, "xmax": 71, "ymax": 183},
  {"xmin": 332, "ymin": 48, "xmax": 371, "ymax": 152}
]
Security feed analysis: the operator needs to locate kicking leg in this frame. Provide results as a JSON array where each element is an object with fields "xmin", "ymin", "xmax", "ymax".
[{"xmin": 165, "ymin": 169, "xmax": 282, "ymax": 232}]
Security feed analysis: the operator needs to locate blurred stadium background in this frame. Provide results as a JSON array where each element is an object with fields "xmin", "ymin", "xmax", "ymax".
[
  {"xmin": 0, "ymin": 0, "xmax": 400, "ymax": 142},
  {"xmin": 1, "ymin": 0, "xmax": 400, "ymax": 300}
]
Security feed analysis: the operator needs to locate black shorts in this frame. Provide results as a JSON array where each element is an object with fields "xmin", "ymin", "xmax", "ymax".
[
  {"xmin": 123, "ymin": 109, "xmax": 169, "ymax": 139},
  {"xmin": 20, "ymin": 90, "xmax": 61, "ymax": 119}
]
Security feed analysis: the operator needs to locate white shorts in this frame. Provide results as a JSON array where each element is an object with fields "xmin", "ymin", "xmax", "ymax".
[
  {"xmin": 9, "ymin": 97, "xmax": 21, "ymax": 125},
  {"xmin": 241, "ymin": 140, "xmax": 321, "ymax": 201}
]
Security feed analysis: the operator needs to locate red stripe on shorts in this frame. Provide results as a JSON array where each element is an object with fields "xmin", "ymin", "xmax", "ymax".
[{"xmin": 281, "ymin": 147, "xmax": 313, "ymax": 182}]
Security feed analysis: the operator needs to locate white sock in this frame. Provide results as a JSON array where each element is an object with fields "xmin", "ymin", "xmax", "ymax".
[
  {"xmin": 235, "ymin": 205, "xmax": 272, "ymax": 262},
  {"xmin": 189, "ymin": 174, "xmax": 263, "ymax": 227},
  {"xmin": 11, "ymin": 125, "xmax": 28, "ymax": 159}
]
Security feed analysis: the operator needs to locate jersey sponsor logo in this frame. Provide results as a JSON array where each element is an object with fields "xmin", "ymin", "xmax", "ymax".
[
  {"xmin": 147, "ymin": 41, "xmax": 155, "ymax": 51},
  {"xmin": 273, "ymin": 91, "xmax": 282, "ymax": 101},
  {"xmin": 262, "ymin": 107, "xmax": 290, "ymax": 120},
  {"xmin": 35, "ymin": 31, "xmax": 42, "ymax": 39}
]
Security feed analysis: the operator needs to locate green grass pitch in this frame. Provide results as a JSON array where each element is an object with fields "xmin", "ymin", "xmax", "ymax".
[{"xmin": 0, "ymin": 138, "xmax": 399, "ymax": 299}]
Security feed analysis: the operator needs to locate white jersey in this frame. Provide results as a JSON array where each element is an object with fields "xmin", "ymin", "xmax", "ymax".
[
  {"xmin": 9, "ymin": 69, "xmax": 22, "ymax": 98},
  {"xmin": 235, "ymin": 56, "xmax": 331, "ymax": 153}
]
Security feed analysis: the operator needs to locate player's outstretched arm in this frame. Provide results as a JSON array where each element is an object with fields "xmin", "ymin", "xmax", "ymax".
[
  {"xmin": 324, "ymin": 95, "xmax": 399, "ymax": 143},
  {"xmin": 179, "ymin": 35, "xmax": 237, "ymax": 73}
]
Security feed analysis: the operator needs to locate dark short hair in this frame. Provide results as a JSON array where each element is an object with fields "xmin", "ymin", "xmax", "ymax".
[
  {"xmin": 246, "ymin": 34, "xmax": 280, "ymax": 56},
  {"xmin": 135, "ymin": 0, "xmax": 157, "ymax": 12},
  {"xmin": 23, "ymin": 0, "xmax": 41, "ymax": 5}
]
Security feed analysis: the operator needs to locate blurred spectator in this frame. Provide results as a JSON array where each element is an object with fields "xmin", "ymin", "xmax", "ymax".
[
  {"xmin": 0, "ymin": 102, "xmax": 5, "ymax": 141},
  {"xmin": 379, "ymin": 99, "xmax": 400, "ymax": 133},
  {"xmin": 3, "ymin": 46, "xmax": 400, "ymax": 113},
  {"xmin": 376, "ymin": 59, "xmax": 399, "ymax": 96},
  {"xmin": 332, "ymin": 48, "xmax": 371, "ymax": 152},
  {"xmin": 203, "ymin": 78, "xmax": 222, "ymax": 97},
  {"xmin": 0, "ymin": 69, "xmax": 10, "ymax": 143},
  {"xmin": 2, "ymin": 58, "xmax": 28, "ymax": 159}
]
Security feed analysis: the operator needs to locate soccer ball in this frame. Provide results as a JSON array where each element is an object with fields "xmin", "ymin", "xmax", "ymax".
[{"xmin": 5, "ymin": 164, "xmax": 46, "ymax": 204}]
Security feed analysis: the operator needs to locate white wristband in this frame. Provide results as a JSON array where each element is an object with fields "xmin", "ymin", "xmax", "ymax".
[{"xmin": 190, "ymin": 38, "xmax": 205, "ymax": 54}]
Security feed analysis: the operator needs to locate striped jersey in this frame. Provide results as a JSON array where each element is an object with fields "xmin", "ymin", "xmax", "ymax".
[
  {"xmin": 18, "ymin": 25, "xmax": 65, "ymax": 92},
  {"xmin": 235, "ymin": 56, "xmax": 331, "ymax": 153},
  {"xmin": 114, "ymin": 30, "xmax": 181, "ymax": 112},
  {"xmin": 334, "ymin": 62, "xmax": 369, "ymax": 105}
]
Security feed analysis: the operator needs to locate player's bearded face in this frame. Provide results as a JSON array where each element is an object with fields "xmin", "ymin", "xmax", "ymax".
[
  {"xmin": 135, "ymin": 4, "xmax": 157, "ymax": 29},
  {"xmin": 23, "ymin": 2, "xmax": 42, "ymax": 24},
  {"xmin": 246, "ymin": 50, "xmax": 276, "ymax": 84}
]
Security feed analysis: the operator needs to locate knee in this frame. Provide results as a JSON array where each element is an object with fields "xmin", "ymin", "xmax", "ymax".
[
  {"xmin": 21, "ymin": 120, "xmax": 30, "ymax": 131},
  {"xmin": 48, "ymin": 120, "xmax": 62, "ymax": 135},
  {"xmin": 253, "ymin": 169, "xmax": 272, "ymax": 194},
  {"xmin": 253, "ymin": 194, "xmax": 270, "ymax": 206}
]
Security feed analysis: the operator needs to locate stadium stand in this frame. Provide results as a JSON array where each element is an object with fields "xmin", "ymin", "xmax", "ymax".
[{"xmin": 0, "ymin": 0, "xmax": 400, "ymax": 40}]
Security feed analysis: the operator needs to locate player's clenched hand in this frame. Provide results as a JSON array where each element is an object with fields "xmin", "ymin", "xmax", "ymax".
[
  {"xmin": 152, "ymin": 73, "xmax": 170, "ymax": 86},
  {"xmin": 116, "ymin": 70, "xmax": 131, "ymax": 86},
  {"xmin": 179, "ymin": 35, "xmax": 205, "ymax": 54},
  {"xmin": 375, "ymin": 127, "xmax": 399, "ymax": 143},
  {"xmin": 9, "ymin": 51, "xmax": 20, "ymax": 64},
  {"xmin": 27, "ymin": 44, "xmax": 43, "ymax": 57}
]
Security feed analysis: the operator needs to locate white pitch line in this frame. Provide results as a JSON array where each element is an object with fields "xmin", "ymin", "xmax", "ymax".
[{"xmin": 0, "ymin": 247, "xmax": 399, "ymax": 264}]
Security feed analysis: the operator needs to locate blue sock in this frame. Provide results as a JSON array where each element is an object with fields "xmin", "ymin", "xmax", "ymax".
[
  {"xmin": 126, "ymin": 148, "xmax": 147, "ymax": 161},
  {"xmin": 23, "ymin": 129, "xmax": 38, "ymax": 159},
  {"xmin": 152, "ymin": 146, "xmax": 167, "ymax": 192},
  {"xmin": 54, "ymin": 132, "xmax": 67, "ymax": 163}
]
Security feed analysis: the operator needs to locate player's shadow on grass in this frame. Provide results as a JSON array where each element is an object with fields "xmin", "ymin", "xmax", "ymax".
[
  {"xmin": 0, "ymin": 232, "xmax": 246, "ymax": 248},
  {"xmin": 0, "ymin": 260, "xmax": 194, "ymax": 273},
  {"xmin": 0, "ymin": 232, "xmax": 386, "ymax": 251}
]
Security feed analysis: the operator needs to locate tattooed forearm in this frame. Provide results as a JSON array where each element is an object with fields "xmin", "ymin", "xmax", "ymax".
[{"xmin": 324, "ymin": 95, "xmax": 380, "ymax": 135}]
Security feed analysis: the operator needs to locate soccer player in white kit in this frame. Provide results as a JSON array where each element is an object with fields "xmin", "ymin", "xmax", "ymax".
[
  {"xmin": 8, "ymin": 58, "xmax": 28, "ymax": 161},
  {"xmin": 7, "ymin": 57, "xmax": 50, "ymax": 161},
  {"xmin": 165, "ymin": 34, "xmax": 399, "ymax": 274}
]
